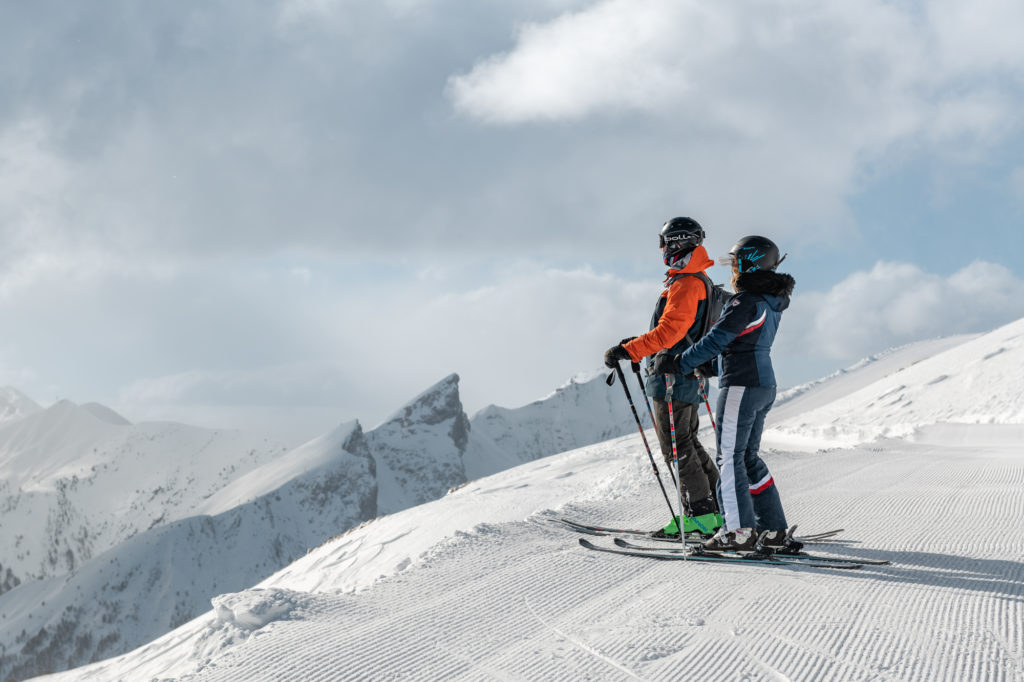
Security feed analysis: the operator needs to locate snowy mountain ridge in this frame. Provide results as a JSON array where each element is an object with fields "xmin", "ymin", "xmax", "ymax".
[
  {"xmin": 768, "ymin": 317, "xmax": 1024, "ymax": 445},
  {"xmin": 770, "ymin": 333, "xmax": 977, "ymax": 415},
  {"xmin": 196, "ymin": 420, "xmax": 364, "ymax": 517},
  {"xmin": 0, "ymin": 372, "xmax": 636, "ymax": 679},
  {"xmin": 33, "ymin": 316, "xmax": 1024, "ymax": 682},
  {"xmin": 0, "ymin": 421, "xmax": 377, "ymax": 682},
  {"xmin": 0, "ymin": 401, "xmax": 287, "ymax": 591},
  {"xmin": 0, "ymin": 387, "xmax": 42, "ymax": 427}
]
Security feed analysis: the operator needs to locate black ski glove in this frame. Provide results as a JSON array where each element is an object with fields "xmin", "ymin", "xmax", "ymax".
[
  {"xmin": 652, "ymin": 351, "xmax": 680, "ymax": 375},
  {"xmin": 603, "ymin": 344, "xmax": 632, "ymax": 368},
  {"xmin": 618, "ymin": 337, "xmax": 640, "ymax": 372}
]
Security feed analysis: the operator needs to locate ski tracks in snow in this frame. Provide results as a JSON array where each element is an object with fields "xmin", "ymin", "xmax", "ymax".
[
  {"xmin": 59, "ymin": 437, "xmax": 1024, "ymax": 681},
  {"xmin": 524, "ymin": 597, "xmax": 647, "ymax": 681}
]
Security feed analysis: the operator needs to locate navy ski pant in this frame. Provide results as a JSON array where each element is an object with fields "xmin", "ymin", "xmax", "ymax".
[{"xmin": 714, "ymin": 385, "xmax": 788, "ymax": 532}]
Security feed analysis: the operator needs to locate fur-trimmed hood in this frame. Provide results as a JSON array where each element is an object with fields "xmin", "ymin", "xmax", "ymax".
[{"xmin": 734, "ymin": 271, "xmax": 795, "ymax": 311}]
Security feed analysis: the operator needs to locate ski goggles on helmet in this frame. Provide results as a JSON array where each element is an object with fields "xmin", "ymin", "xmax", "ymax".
[
  {"xmin": 718, "ymin": 251, "xmax": 788, "ymax": 272},
  {"xmin": 659, "ymin": 233, "xmax": 701, "ymax": 250}
]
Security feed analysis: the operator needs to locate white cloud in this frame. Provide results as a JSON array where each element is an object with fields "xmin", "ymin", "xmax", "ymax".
[
  {"xmin": 927, "ymin": 89, "xmax": 1018, "ymax": 154},
  {"xmin": 6, "ymin": 246, "xmax": 1023, "ymax": 442},
  {"xmin": 780, "ymin": 260, "xmax": 1024, "ymax": 367},
  {"xmin": 441, "ymin": 0, "xmax": 1024, "ymax": 247},
  {"xmin": 88, "ymin": 260, "xmax": 663, "ymax": 434},
  {"xmin": 111, "ymin": 256, "xmax": 1024, "ymax": 427},
  {"xmin": 0, "ymin": 120, "xmax": 75, "ymax": 256},
  {"xmin": 118, "ymin": 364, "xmax": 352, "ymax": 407},
  {"xmin": 446, "ymin": 0, "xmax": 1024, "ymax": 233},
  {"xmin": 0, "ymin": 248, "xmax": 659, "ymax": 435},
  {"xmin": 448, "ymin": 1, "xmax": 721, "ymax": 123},
  {"xmin": 449, "ymin": 0, "xmax": 1023, "ymax": 137},
  {"xmin": 317, "ymin": 262, "xmax": 660, "ymax": 420},
  {"xmin": 2, "ymin": 0, "xmax": 1019, "ymax": 264},
  {"xmin": 928, "ymin": 0, "xmax": 1024, "ymax": 74},
  {"xmin": 450, "ymin": 1, "xmax": 889, "ymax": 123},
  {"xmin": 115, "ymin": 364, "xmax": 358, "ymax": 444}
]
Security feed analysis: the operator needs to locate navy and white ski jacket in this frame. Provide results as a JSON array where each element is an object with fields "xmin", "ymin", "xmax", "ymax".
[{"xmin": 676, "ymin": 271, "xmax": 796, "ymax": 388}]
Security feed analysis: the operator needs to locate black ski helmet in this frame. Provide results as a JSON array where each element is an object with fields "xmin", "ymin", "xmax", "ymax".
[
  {"xmin": 659, "ymin": 217, "xmax": 705, "ymax": 266},
  {"xmin": 728, "ymin": 235, "xmax": 787, "ymax": 273}
]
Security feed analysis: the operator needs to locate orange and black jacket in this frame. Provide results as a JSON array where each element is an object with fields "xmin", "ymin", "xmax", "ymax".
[{"xmin": 623, "ymin": 246, "xmax": 716, "ymax": 402}]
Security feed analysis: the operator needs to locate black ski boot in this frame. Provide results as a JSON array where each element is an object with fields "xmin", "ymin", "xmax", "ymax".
[
  {"xmin": 756, "ymin": 527, "xmax": 805, "ymax": 554},
  {"xmin": 702, "ymin": 527, "xmax": 758, "ymax": 552}
]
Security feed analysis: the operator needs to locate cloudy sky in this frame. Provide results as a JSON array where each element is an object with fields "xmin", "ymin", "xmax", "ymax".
[{"xmin": 2, "ymin": 0, "xmax": 1023, "ymax": 444}]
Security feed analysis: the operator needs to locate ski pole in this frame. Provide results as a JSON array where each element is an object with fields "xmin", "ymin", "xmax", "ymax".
[
  {"xmin": 665, "ymin": 374, "xmax": 687, "ymax": 551},
  {"xmin": 633, "ymin": 364, "xmax": 679, "ymax": 491},
  {"xmin": 631, "ymin": 364, "xmax": 657, "ymax": 426},
  {"xmin": 698, "ymin": 378, "xmax": 717, "ymax": 431},
  {"xmin": 607, "ymin": 365, "xmax": 678, "ymax": 522}
]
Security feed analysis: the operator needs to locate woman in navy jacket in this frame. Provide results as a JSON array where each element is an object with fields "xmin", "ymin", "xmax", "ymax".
[{"xmin": 654, "ymin": 235, "xmax": 796, "ymax": 552}]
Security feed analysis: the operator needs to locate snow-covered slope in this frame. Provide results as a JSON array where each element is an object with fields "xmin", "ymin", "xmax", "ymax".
[
  {"xmin": 0, "ymin": 422, "xmax": 375, "ymax": 681},
  {"xmin": 2, "ymin": 372, "xmax": 638, "ymax": 679},
  {"xmin": 0, "ymin": 402, "xmax": 286, "ymax": 591},
  {"xmin": 36, "ymin": 319, "xmax": 1024, "ymax": 682},
  {"xmin": 79, "ymin": 403, "xmax": 132, "ymax": 426},
  {"xmin": 768, "ymin": 317, "xmax": 1024, "ymax": 446},
  {"xmin": 769, "ymin": 333, "xmax": 977, "ymax": 424}
]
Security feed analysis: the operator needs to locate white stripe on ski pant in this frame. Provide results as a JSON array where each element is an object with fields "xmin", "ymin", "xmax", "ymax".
[
  {"xmin": 749, "ymin": 472, "xmax": 772, "ymax": 492},
  {"xmin": 719, "ymin": 386, "xmax": 746, "ymax": 530}
]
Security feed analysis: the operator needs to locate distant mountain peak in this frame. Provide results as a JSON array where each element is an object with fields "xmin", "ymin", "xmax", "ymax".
[
  {"xmin": 0, "ymin": 388, "xmax": 42, "ymax": 426},
  {"xmin": 369, "ymin": 374, "xmax": 471, "ymax": 514},
  {"xmin": 81, "ymin": 403, "xmax": 132, "ymax": 426},
  {"xmin": 383, "ymin": 373, "xmax": 463, "ymax": 430},
  {"xmin": 28, "ymin": 399, "xmax": 127, "ymax": 433}
]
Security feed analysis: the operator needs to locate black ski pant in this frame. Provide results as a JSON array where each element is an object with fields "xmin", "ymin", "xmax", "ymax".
[{"xmin": 652, "ymin": 398, "xmax": 720, "ymax": 516}]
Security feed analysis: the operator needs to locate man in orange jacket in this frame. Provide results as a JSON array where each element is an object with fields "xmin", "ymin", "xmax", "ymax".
[{"xmin": 604, "ymin": 217, "xmax": 722, "ymax": 537}]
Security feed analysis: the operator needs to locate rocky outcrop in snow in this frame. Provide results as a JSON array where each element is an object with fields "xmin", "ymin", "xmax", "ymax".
[
  {"xmin": 370, "ymin": 374, "xmax": 471, "ymax": 515},
  {"xmin": 369, "ymin": 372, "xmax": 639, "ymax": 512}
]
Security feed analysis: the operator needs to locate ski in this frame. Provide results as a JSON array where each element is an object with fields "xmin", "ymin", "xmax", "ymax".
[
  {"xmin": 579, "ymin": 538, "xmax": 863, "ymax": 569},
  {"xmin": 555, "ymin": 517, "xmax": 706, "ymax": 542},
  {"xmin": 612, "ymin": 538, "xmax": 889, "ymax": 566},
  {"xmin": 642, "ymin": 529, "xmax": 848, "ymax": 546},
  {"xmin": 557, "ymin": 518, "xmax": 844, "ymax": 544},
  {"xmin": 787, "ymin": 528, "xmax": 846, "ymax": 541}
]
